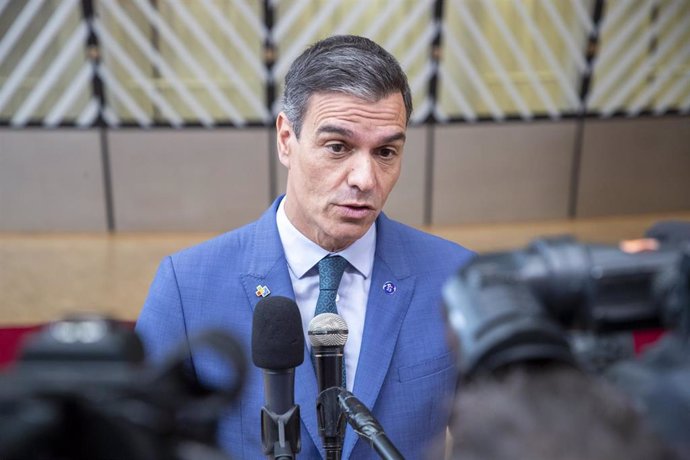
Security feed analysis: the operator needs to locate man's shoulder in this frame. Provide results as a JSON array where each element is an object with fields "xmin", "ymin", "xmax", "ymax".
[
  {"xmin": 169, "ymin": 219, "xmax": 259, "ymax": 266},
  {"xmin": 379, "ymin": 216, "xmax": 474, "ymax": 264},
  {"xmin": 169, "ymin": 199, "xmax": 282, "ymax": 265}
]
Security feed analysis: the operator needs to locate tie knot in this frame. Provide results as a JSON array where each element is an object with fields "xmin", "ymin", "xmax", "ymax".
[{"xmin": 318, "ymin": 255, "xmax": 348, "ymax": 291}]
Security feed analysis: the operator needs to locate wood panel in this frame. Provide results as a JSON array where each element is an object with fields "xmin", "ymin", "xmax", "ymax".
[
  {"xmin": 576, "ymin": 117, "xmax": 690, "ymax": 217},
  {"xmin": 109, "ymin": 129, "xmax": 271, "ymax": 231},
  {"xmin": 432, "ymin": 122, "xmax": 576, "ymax": 224},
  {"xmin": 0, "ymin": 130, "xmax": 106, "ymax": 231}
]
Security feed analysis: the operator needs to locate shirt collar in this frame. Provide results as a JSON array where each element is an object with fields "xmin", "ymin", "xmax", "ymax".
[{"xmin": 276, "ymin": 196, "xmax": 376, "ymax": 279}]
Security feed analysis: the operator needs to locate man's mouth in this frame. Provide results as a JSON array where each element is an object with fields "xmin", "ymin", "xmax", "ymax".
[
  {"xmin": 341, "ymin": 203, "xmax": 374, "ymax": 210},
  {"xmin": 336, "ymin": 203, "xmax": 376, "ymax": 219}
]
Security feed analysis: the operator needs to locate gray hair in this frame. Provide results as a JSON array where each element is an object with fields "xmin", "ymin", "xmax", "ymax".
[{"xmin": 282, "ymin": 35, "xmax": 413, "ymax": 138}]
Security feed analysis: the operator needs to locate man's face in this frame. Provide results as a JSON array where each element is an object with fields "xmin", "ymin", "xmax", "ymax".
[{"xmin": 277, "ymin": 92, "xmax": 406, "ymax": 252}]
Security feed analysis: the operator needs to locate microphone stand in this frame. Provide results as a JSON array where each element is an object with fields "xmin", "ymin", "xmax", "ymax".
[
  {"xmin": 316, "ymin": 387, "xmax": 347, "ymax": 460},
  {"xmin": 260, "ymin": 404, "xmax": 301, "ymax": 460}
]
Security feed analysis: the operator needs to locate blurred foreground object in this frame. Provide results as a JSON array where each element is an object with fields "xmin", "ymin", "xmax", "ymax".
[
  {"xmin": 444, "ymin": 366, "xmax": 677, "ymax": 460},
  {"xmin": 0, "ymin": 314, "xmax": 245, "ymax": 460},
  {"xmin": 443, "ymin": 236, "xmax": 689, "ymax": 378},
  {"xmin": 443, "ymin": 236, "xmax": 690, "ymax": 457},
  {"xmin": 645, "ymin": 221, "xmax": 690, "ymax": 246}
]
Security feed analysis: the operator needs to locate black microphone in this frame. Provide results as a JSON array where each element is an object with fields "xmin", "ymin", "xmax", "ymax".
[
  {"xmin": 308, "ymin": 313, "xmax": 348, "ymax": 460},
  {"xmin": 252, "ymin": 296, "xmax": 304, "ymax": 460},
  {"xmin": 337, "ymin": 389, "xmax": 403, "ymax": 460}
]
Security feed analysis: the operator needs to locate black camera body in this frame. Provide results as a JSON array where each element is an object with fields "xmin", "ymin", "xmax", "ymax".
[
  {"xmin": 443, "ymin": 236, "xmax": 690, "ymax": 379},
  {"xmin": 0, "ymin": 315, "xmax": 245, "ymax": 460},
  {"xmin": 443, "ymin": 235, "xmax": 690, "ymax": 455}
]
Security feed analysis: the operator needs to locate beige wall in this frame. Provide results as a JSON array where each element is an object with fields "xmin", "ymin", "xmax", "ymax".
[{"xmin": 2, "ymin": 116, "xmax": 688, "ymax": 232}]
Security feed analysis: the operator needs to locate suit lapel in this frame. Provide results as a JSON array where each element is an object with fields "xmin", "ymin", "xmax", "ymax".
[
  {"xmin": 239, "ymin": 197, "xmax": 322, "ymax": 456},
  {"xmin": 239, "ymin": 198, "xmax": 293, "ymax": 308},
  {"xmin": 342, "ymin": 214, "xmax": 414, "ymax": 459}
]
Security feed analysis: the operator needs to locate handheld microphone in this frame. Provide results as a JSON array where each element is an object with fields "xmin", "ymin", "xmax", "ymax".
[
  {"xmin": 252, "ymin": 296, "xmax": 304, "ymax": 460},
  {"xmin": 308, "ymin": 313, "xmax": 348, "ymax": 460},
  {"xmin": 308, "ymin": 313, "xmax": 348, "ymax": 390},
  {"xmin": 337, "ymin": 389, "xmax": 404, "ymax": 460}
]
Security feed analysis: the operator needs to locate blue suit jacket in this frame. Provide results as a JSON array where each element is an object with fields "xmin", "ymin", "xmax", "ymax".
[{"xmin": 136, "ymin": 197, "xmax": 473, "ymax": 459}]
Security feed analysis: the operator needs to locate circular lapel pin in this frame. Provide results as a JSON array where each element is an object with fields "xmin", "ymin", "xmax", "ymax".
[{"xmin": 382, "ymin": 281, "xmax": 396, "ymax": 295}]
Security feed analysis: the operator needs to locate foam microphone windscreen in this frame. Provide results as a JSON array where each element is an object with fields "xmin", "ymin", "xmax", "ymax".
[{"xmin": 252, "ymin": 296, "xmax": 305, "ymax": 369}]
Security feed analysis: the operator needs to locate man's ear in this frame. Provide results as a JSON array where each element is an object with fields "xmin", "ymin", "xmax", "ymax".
[{"xmin": 276, "ymin": 112, "xmax": 293, "ymax": 168}]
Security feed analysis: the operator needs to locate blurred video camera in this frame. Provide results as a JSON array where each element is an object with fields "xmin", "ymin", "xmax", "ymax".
[
  {"xmin": 443, "ymin": 231, "xmax": 690, "ymax": 456},
  {"xmin": 443, "ymin": 235, "xmax": 690, "ymax": 379},
  {"xmin": 0, "ymin": 315, "xmax": 246, "ymax": 460}
]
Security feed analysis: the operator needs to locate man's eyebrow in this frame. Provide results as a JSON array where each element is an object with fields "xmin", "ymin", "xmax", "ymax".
[
  {"xmin": 315, "ymin": 124, "xmax": 353, "ymax": 138},
  {"xmin": 316, "ymin": 124, "xmax": 407, "ymax": 144},
  {"xmin": 381, "ymin": 132, "xmax": 406, "ymax": 144}
]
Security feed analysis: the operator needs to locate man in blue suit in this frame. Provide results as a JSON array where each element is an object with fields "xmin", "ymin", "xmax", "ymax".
[{"xmin": 137, "ymin": 35, "xmax": 473, "ymax": 459}]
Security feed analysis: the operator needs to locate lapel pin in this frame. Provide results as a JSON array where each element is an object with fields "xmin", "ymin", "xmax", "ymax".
[
  {"xmin": 382, "ymin": 281, "xmax": 396, "ymax": 295},
  {"xmin": 255, "ymin": 284, "xmax": 271, "ymax": 298}
]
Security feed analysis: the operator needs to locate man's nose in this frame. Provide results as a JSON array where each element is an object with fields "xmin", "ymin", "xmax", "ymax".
[{"xmin": 347, "ymin": 152, "xmax": 377, "ymax": 191}]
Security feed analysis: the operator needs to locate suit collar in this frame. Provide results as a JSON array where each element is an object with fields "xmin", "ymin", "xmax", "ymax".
[
  {"xmin": 373, "ymin": 212, "xmax": 412, "ymax": 279},
  {"xmin": 244, "ymin": 196, "xmax": 287, "ymax": 278}
]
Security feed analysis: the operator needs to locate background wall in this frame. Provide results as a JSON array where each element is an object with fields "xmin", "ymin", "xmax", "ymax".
[
  {"xmin": 1, "ymin": 0, "xmax": 689, "ymax": 232},
  {"xmin": 3, "ymin": 117, "xmax": 689, "ymax": 232}
]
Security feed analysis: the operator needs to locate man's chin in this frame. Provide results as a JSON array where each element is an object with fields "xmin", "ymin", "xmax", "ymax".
[{"xmin": 325, "ymin": 220, "xmax": 376, "ymax": 251}]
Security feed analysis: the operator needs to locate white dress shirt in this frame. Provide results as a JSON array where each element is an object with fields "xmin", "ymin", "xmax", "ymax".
[{"xmin": 276, "ymin": 196, "xmax": 375, "ymax": 391}]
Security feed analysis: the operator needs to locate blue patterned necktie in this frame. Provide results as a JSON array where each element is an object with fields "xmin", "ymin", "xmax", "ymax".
[
  {"xmin": 314, "ymin": 255, "xmax": 348, "ymax": 387},
  {"xmin": 314, "ymin": 255, "xmax": 349, "ymax": 316}
]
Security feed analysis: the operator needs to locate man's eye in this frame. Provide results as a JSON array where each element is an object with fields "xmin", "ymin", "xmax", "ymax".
[
  {"xmin": 379, "ymin": 148, "xmax": 396, "ymax": 158},
  {"xmin": 327, "ymin": 143, "xmax": 346, "ymax": 154}
]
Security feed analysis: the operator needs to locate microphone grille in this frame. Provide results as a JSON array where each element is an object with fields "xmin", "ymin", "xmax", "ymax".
[{"xmin": 308, "ymin": 313, "xmax": 348, "ymax": 347}]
